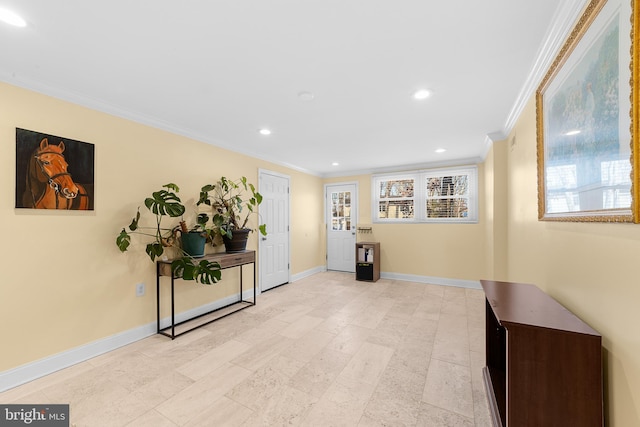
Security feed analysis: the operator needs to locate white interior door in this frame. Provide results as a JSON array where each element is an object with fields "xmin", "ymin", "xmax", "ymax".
[
  {"xmin": 326, "ymin": 183, "xmax": 357, "ymax": 272},
  {"xmin": 259, "ymin": 170, "xmax": 290, "ymax": 291}
]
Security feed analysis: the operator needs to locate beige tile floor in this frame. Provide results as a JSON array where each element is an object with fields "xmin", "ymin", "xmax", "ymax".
[{"xmin": 0, "ymin": 271, "xmax": 491, "ymax": 426}]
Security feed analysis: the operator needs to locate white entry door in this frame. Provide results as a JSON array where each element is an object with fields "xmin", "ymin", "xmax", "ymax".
[
  {"xmin": 326, "ymin": 183, "xmax": 357, "ymax": 272},
  {"xmin": 259, "ymin": 170, "xmax": 290, "ymax": 291}
]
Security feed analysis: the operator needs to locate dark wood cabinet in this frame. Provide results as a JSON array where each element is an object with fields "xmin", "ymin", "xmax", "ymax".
[{"xmin": 480, "ymin": 280, "xmax": 603, "ymax": 427}]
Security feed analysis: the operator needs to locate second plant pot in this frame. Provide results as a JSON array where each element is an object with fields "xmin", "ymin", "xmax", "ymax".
[{"xmin": 222, "ymin": 228, "xmax": 250, "ymax": 253}]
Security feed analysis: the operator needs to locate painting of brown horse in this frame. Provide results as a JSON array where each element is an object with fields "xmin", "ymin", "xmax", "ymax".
[{"xmin": 16, "ymin": 129, "xmax": 94, "ymax": 210}]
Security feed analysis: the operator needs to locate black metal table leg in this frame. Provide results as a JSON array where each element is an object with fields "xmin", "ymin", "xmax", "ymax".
[
  {"xmin": 171, "ymin": 276, "xmax": 175, "ymax": 339},
  {"xmin": 156, "ymin": 251, "xmax": 256, "ymax": 339},
  {"xmin": 156, "ymin": 262, "xmax": 160, "ymax": 334}
]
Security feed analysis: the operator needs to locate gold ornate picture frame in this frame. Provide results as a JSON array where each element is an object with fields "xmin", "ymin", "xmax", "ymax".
[{"xmin": 536, "ymin": 0, "xmax": 639, "ymax": 222}]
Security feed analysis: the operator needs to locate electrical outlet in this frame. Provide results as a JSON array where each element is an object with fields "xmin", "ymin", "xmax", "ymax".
[{"xmin": 136, "ymin": 282, "xmax": 145, "ymax": 297}]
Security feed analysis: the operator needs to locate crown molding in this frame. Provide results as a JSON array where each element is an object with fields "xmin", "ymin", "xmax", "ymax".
[
  {"xmin": 321, "ymin": 156, "xmax": 484, "ymax": 178},
  {"xmin": 501, "ymin": 0, "xmax": 589, "ymax": 136},
  {"xmin": 0, "ymin": 73, "xmax": 322, "ymax": 177}
]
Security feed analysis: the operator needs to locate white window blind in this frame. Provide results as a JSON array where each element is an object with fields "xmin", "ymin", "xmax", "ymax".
[{"xmin": 372, "ymin": 165, "xmax": 478, "ymax": 223}]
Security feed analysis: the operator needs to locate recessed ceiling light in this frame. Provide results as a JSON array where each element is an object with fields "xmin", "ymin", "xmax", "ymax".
[
  {"xmin": 0, "ymin": 8, "xmax": 26, "ymax": 27},
  {"xmin": 435, "ymin": 148, "xmax": 446, "ymax": 153},
  {"xmin": 413, "ymin": 89, "xmax": 431, "ymax": 100},
  {"xmin": 332, "ymin": 162, "xmax": 339, "ymax": 166},
  {"xmin": 298, "ymin": 91, "xmax": 315, "ymax": 101},
  {"xmin": 259, "ymin": 128, "xmax": 272, "ymax": 136}
]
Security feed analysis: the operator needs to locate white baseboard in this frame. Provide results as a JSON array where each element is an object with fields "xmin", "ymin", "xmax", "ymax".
[
  {"xmin": 380, "ymin": 272, "xmax": 482, "ymax": 289},
  {"xmin": 0, "ymin": 290, "xmax": 256, "ymax": 393},
  {"xmin": 159, "ymin": 289, "xmax": 256, "ymax": 329},
  {"xmin": 291, "ymin": 266, "xmax": 326, "ymax": 283},
  {"xmin": 0, "ymin": 323, "xmax": 155, "ymax": 393},
  {"xmin": 291, "ymin": 266, "xmax": 479, "ymax": 290}
]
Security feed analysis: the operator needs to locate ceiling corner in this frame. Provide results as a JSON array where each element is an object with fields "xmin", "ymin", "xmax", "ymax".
[{"xmin": 502, "ymin": 0, "xmax": 590, "ymax": 136}]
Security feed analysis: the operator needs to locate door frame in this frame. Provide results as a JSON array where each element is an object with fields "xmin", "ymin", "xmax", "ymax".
[
  {"xmin": 324, "ymin": 181, "xmax": 359, "ymax": 271},
  {"xmin": 258, "ymin": 168, "xmax": 291, "ymax": 293}
]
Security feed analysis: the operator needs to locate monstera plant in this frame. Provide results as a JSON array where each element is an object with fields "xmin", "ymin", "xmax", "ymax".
[
  {"xmin": 116, "ymin": 183, "xmax": 221, "ymax": 284},
  {"xmin": 197, "ymin": 176, "xmax": 267, "ymax": 252}
]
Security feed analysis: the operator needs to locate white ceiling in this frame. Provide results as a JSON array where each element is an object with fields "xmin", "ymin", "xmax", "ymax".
[{"xmin": 0, "ymin": 0, "xmax": 587, "ymax": 176}]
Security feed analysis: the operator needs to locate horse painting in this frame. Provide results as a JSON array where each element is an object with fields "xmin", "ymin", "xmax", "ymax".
[{"xmin": 22, "ymin": 138, "xmax": 91, "ymax": 210}]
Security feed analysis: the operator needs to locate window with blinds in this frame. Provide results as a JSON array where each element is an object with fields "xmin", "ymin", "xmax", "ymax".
[
  {"xmin": 372, "ymin": 166, "xmax": 477, "ymax": 223},
  {"xmin": 425, "ymin": 173, "xmax": 470, "ymax": 219},
  {"xmin": 377, "ymin": 177, "xmax": 415, "ymax": 219}
]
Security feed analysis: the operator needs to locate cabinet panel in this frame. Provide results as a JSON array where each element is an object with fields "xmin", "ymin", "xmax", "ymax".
[
  {"xmin": 481, "ymin": 280, "xmax": 603, "ymax": 427},
  {"xmin": 355, "ymin": 242, "xmax": 380, "ymax": 282}
]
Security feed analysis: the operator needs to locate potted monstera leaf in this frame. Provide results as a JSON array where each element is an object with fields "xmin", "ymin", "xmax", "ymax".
[
  {"xmin": 175, "ymin": 213, "xmax": 211, "ymax": 258},
  {"xmin": 116, "ymin": 183, "xmax": 221, "ymax": 284},
  {"xmin": 197, "ymin": 176, "xmax": 267, "ymax": 253}
]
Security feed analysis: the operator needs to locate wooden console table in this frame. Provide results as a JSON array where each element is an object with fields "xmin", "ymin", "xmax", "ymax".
[
  {"xmin": 480, "ymin": 280, "xmax": 603, "ymax": 427},
  {"xmin": 156, "ymin": 250, "xmax": 255, "ymax": 339}
]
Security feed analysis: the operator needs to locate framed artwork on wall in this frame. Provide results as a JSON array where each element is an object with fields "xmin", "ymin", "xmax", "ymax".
[
  {"xmin": 15, "ymin": 128, "xmax": 94, "ymax": 210},
  {"xmin": 536, "ymin": 0, "xmax": 639, "ymax": 222}
]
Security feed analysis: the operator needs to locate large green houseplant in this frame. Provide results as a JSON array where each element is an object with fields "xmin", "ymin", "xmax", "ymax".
[
  {"xmin": 116, "ymin": 183, "xmax": 221, "ymax": 284},
  {"xmin": 197, "ymin": 176, "xmax": 267, "ymax": 252}
]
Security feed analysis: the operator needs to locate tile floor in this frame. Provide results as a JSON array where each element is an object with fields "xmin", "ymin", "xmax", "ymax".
[{"xmin": 0, "ymin": 271, "xmax": 491, "ymax": 426}]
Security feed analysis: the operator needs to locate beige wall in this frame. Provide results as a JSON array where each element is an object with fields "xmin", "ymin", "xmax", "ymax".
[
  {"xmin": 484, "ymin": 139, "xmax": 509, "ymax": 281},
  {"xmin": 0, "ymin": 82, "xmax": 324, "ymax": 372},
  {"xmin": 324, "ymin": 170, "xmax": 490, "ymax": 282},
  {"xmin": 290, "ymin": 173, "xmax": 326, "ymax": 273},
  {"xmin": 504, "ymin": 96, "xmax": 640, "ymax": 426}
]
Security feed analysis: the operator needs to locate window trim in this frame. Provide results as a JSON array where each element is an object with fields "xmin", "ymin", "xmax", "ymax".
[{"xmin": 372, "ymin": 165, "xmax": 478, "ymax": 224}]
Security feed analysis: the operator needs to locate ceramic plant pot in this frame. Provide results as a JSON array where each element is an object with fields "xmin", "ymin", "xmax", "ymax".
[
  {"xmin": 181, "ymin": 231, "xmax": 206, "ymax": 257},
  {"xmin": 222, "ymin": 228, "xmax": 250, "ymax": 253}
]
